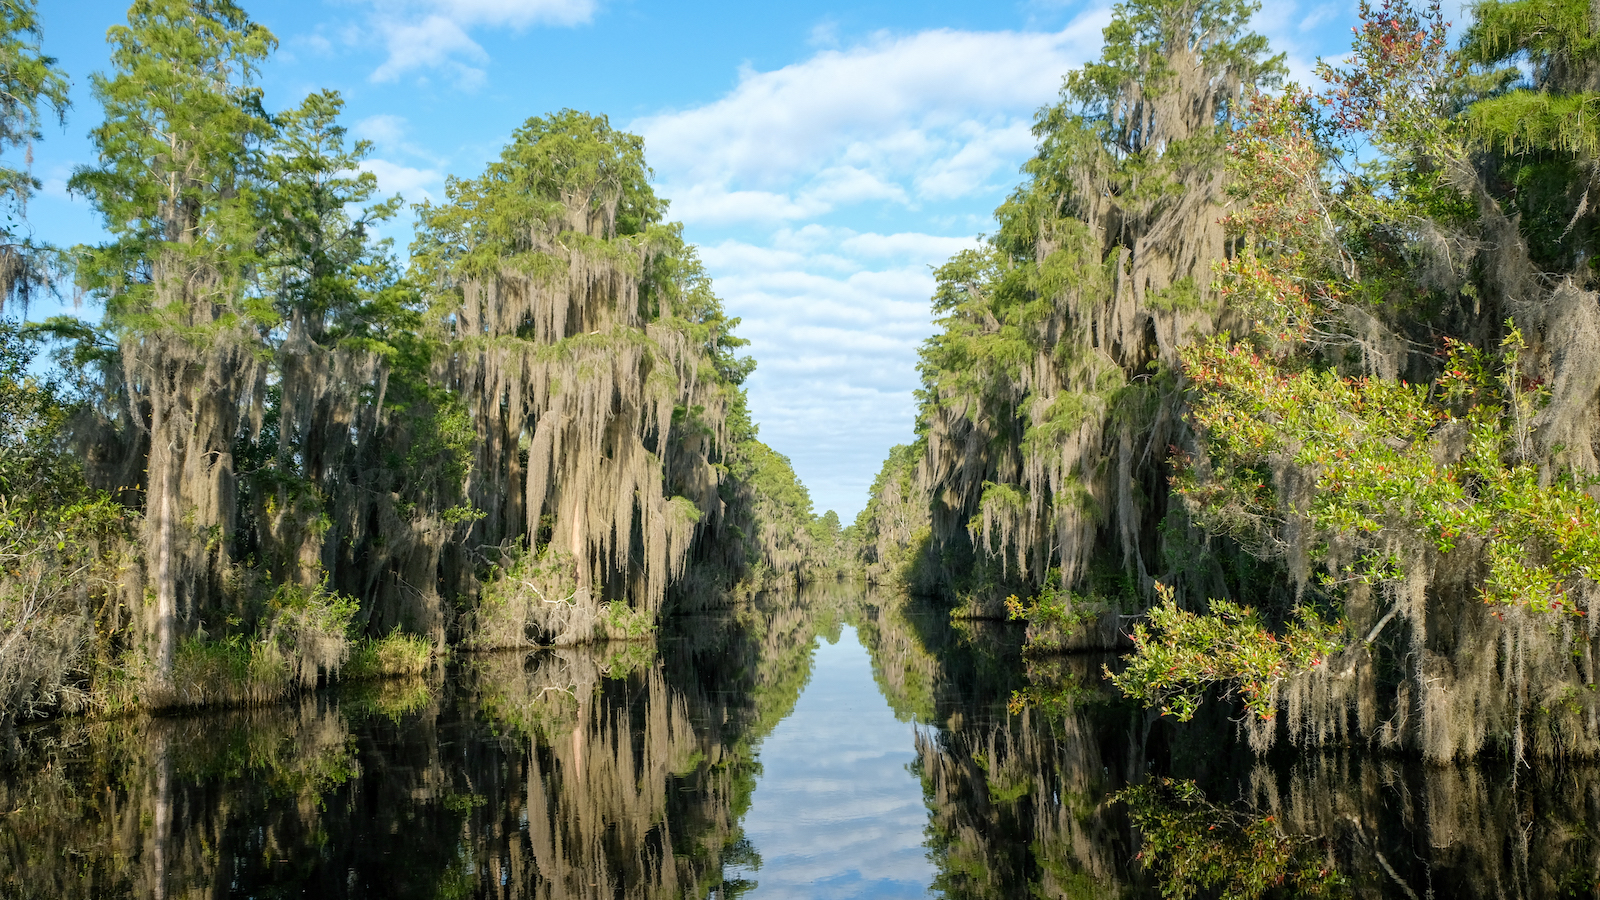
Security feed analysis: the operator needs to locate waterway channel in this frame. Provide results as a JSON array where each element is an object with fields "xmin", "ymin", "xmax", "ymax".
[{"xmin": 0, "ymin": 583, "xmax": 1596, "ymax": 898}]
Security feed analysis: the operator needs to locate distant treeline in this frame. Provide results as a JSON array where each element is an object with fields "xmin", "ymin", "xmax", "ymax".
[
  {"xmin": 858, "ymin": 0, "xmax": 1600, "ymax": 761},
  {"xmin": 0, "ymin": 0, "xmax": 854, "ymax": 721}
]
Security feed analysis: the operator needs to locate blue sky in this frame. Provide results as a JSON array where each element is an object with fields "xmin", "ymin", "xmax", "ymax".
[{"xmin": 27, "ymin": 0, "xmax": 1362, "ymax": 518}]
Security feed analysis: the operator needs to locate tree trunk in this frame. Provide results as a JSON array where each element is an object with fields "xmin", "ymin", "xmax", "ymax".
[{"xmin": 152, "ymin": 411, "xmax": 177, "ymax": 682}]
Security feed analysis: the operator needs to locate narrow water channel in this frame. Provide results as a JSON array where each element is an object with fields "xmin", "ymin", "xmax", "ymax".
[
  {"xmin": 728, "ymin": 625, "xmax": 932, "ymax": 898},
  {"xmin": 0, "ymin": 586, "xmax": 1596, "ymax": 898}
]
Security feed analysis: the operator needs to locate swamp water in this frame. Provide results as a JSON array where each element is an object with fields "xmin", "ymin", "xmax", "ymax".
[{"xmin": 1, "ymin": 584, "xmax": 1597, "ymax": 899}]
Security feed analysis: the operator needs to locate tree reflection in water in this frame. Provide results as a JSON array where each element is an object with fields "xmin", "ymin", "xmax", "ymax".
[
  {"xmin": 855, "ymin": 592, "xmax": 1600, "ymax": 900},
  {"xmin": 1118, "ymin": 778, "xmax": 1340, "ymax": 899},
  {"xmin": 0, "ymin": 586, "xmax": 839, "ymax": 898},
  {"xmin": 0, "ymin": 586, "xmax": 1597, "ymax": 898}
]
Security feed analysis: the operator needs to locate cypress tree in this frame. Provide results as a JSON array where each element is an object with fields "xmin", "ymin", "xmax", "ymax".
[{"xmin": 70, "ymin": 0, "xmax": 276, "ymax": 679}]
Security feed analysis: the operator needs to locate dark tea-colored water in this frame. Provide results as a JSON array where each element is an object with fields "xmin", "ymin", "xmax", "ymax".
[{"xmin": 1, "ymin": 584, "xmax": 1596, "ymax": 898}]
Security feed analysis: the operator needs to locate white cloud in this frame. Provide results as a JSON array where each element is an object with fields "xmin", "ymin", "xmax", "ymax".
[
  {"xmin": 352, "ymin": 115, "xmax": 451, "ymax": 170},
  {"xmin": 666, "ymin": 185, "xmax": 825, "ymax": 225},
  {"xmin": 707, "ymin": 229, "xmax": 947, "ymax": 514},
  {"xmin": 635, "ymin": 20, "xmax": 1114, "ymax": 514},
  {"xmin": 370, "ymin": 15, "xmax": 486, "ymax": 85},
  {"xmin": 700, "ymin": 240, "xmax": 854, "ymax": 276},
  {"xmin": 353, "ymin": 113, "xmax": 408, "ymax": 145},
  {"xmin": 365, "ymin": 0, "xmax": 598, "ymax": 84},
  {"xmin": 359, "ymin": 159, "xmax": 443, "ymax": 202},
  {"xmin": 634, "ymin": 13, "xmax": 1111, "ymax": 239},
  {"xmin": 805, "ymin": 166, "xmax": 907, "ymax": 206},
  {"xmin": 915, "ymin": 119, "xmax": 1038, "ymax": 199},
  {"xmin": 635, "ymin": 16, "xmax": 1108, "ymax": 188},
  {"xmin": 767, "ymin": 224, "xmax": 851, "ymax": 253},
  {"xmin": 839, "ymin": 231, "xmax": 980, "ymax": 261}
]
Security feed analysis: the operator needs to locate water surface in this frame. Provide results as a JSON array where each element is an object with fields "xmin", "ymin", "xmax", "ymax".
[
  {"xmin": 730, "ymin": 625, "xmax": 932, "ymax": 898},
  {"xmin": 1, "ymin": 585, "xmax": 1596, "ymax": 898}
]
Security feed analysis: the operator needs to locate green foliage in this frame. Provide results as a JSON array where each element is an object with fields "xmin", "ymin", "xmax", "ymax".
[
  {"xmin": 1109, "ymin": 585, "xmax": 1342, "ymax": 721},
  {"xmin": 721, "ymin": 434, "xmax": 856, "ymax": 585},
  {"xmin": 1119, "ymin": 778, "xmax": 1342, "ymax": 900},
  {"xmin": 917, "ymin": 246, "xmax": 1035, "ymax": 408},
  {"xmin": 1461, "ymin": 0, "xmax": 1598, "ymax": 88},
  {"xmin": 1180, "ymin": 327, "xmax": 1600, "ymax": 612},
  {"xmin": 854, "ymin": 442, "xmax": 933, "ymax": 589},
  {"xmin": 118, "ymin": 578, "xmax": 360, "ymax": 709},
  {"xmin": 1317, "ymin": 0, "xmax": 1458, "ymax": 150},
  {"xmin": 60, "ymin": 0, "xmax": 293, "ymax": 687},
  {"xmin": 0, "ymin": 0, "xmax": 823, "ymax": 722},
  {"xmin": 70, "ymin": 0, "xmax": 277, "ymax": 322},
  {"xmin": 240, "ymin": 84, "xmax": 476, "ymax": 600},
  {"xmin": 0, "ymin": 0, "xmax": 68, "ymax": 191},
  {"xmin": 266, "ymin": 580, "xmax": 357, "ymax": 653},
  {"xmin": 0, "ymin": 0, "xmax": 71, "ymax": 307},
  {"xmin": 1028, "ymin": 0, "xmax": 1283, "ymax": 227},
  {"xmin": 1002, "ymin": 568, "xmax": 1104, "ymax": 653},
  {"xmin": 412, "ymin": 109, "xmax": 659, "ymax": 285},
  {"xmin": 1464, "ymin": 90, "xmax": 1600, "ymax": 157},
  {"xmin": 0, "ymin": 320, "xmax": 126, "ymax": 722},
  {"xmin": 0, "ymin": 319, "xmax": 75, "ymax": 499},
  {"xmin": 598, "ymin": 601, "xmax": 655, "ymax": 640},
  {"xmin": 854, "ymin": 442, "xmax": 921, "ymax": 536},
  {"xmin": 257, "ymin": 88, "xmax": 402, "ymax": 333},
  {"xmin": 659, "ymin": 239, "xmax": 754, "ymax": 385},
  {"xmin": 1455, "ymin": 0, "xmax": 1600, "ymax": 269},
  {"xmin": 1068, "ymin": 0, "xmax": 1280, "ymax": 109},
  {"xmin": 163, "ymin": 633, "xmax": 293, "ymax": 707},
  {"xmin": 864, "ymin": 0, "xmax": 1288, "ymax": 617},
  {"xmin": 1124, "ymin": 0, "xmax": 1600, "ymax": 757},
  {"xmin": 468, "ymin": 545, "xmax": 577, "ymax": 648},
  {"xmin": 1145, "ymin": 276, "xmax": 1204, "ymax": 313},
  {"xmin": 734, "ymin": 440, "xmax": 813, "ymax": 520}
]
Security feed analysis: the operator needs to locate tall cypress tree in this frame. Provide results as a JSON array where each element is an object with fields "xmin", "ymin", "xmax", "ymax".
[
  {"xmin": 70, "ymin": 0, "xmax": 276, "ymax": 678},
  {"xmin": 890, "ymin": 0, "xmax": 1283, "ymax": 610},
  {"xmin": 246, "ymin": 89, "xmax": 397, "ymax": 593},
  {"xmin": 247, "ymin": 88, "xmax": 472, "ymax": 641}
]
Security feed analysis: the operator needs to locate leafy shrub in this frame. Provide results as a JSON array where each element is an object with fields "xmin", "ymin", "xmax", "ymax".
[
  {"xmin": 1180, "ymin": 328, "xmax": 1600, "ymax": 613},
  {"xmin": 344, "ymin": 632, "xmax": 433, "ymax": 680},
  {"xmin": 1108, "ymin": 585, "xmax": 1342, "ymax": 721},
  {"xmin": 1003, "ymin": 568, "xmax": 1105, "ymax": 652},
  {"xmin": 265, "ymin": 581, "xmax": 359, "ymax": 687},
  {"xmin": 597, "ymin": 601, "xmax": 654, "ymax": 641},
  {"xmin": 163, "ymin": 635, "xmax": 293, "ymax": 708}
]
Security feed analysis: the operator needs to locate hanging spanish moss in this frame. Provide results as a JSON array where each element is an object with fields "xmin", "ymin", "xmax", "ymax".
[
  {"xmin": 861, "ymin": 0, "xmax": 1283, "ymax": 609},
  {"xmin": 413, "ymin": 111, "xmax": 749, "ymax": 648},
  {"xmin": 861, "ymin": 0, "xmax": 1600, "ymax": 761},
  {"xmin": 0, "ymin": 0, "xmax": 833, "ymax": 721}
]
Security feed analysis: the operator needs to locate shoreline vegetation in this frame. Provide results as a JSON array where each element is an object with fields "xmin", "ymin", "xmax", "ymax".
[
  {"xmin": 856, "ymin": 0, "xmax": 1600, "ymax": 762},
  {"xmin": 5, "ymin": 0, "xmax": 1600, "ymax": 769},
  {"xmin": 2, "ymin": 588, "xmax": 1594, "ymax": 897},
  {"xmin": 0, "ymin": 0, "xmax": 857, "ymax": 725}
]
